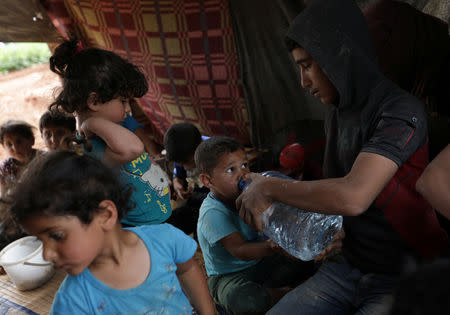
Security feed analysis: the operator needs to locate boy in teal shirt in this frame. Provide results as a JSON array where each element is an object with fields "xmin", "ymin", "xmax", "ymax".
[{"xmin": 195, "ymin": 136, "xmax": 314, "ymax": 314}]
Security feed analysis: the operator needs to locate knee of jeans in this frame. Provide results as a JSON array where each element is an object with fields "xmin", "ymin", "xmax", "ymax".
[{"xmin": 221, "ymin": 283, "xmax": 272, "ymax": 314}]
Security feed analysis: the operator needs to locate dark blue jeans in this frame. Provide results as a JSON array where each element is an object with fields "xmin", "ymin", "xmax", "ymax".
[{"xmin": 267, "ymin": 255, "xmax": 394, "ymax": 315}]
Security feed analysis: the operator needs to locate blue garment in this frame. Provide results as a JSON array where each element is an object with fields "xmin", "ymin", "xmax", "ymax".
[
  {"xmin": 197, "ymin": 193, "xmax": 261, "ymax": 276},
  {"xmin": 267, "ymin": 255, "xmax": 394, "ymax": 315},
  {"xmin": 88, "ymin": 136, "xmax": 172, "ymax": 226},
  {"xmin": 122, "ymin": 114, "xmax": 144, "ymax": 132},
  {"xmin": 50, "ymin": 224, "xmax": 197, "ymax": 315},
  {"xmin": 173, "ymin": 162, "xmax": 187, "ymax": 180}
]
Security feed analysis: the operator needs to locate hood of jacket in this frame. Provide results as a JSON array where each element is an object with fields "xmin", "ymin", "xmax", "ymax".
[{"xmin": 286, "ymin": 0, "xmax": 384, "ymax": 110}]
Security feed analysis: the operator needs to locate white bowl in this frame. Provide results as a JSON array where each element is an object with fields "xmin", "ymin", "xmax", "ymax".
[{"xmin": 0, "ymin": 236, "xmax": 55, "ymax": 290}]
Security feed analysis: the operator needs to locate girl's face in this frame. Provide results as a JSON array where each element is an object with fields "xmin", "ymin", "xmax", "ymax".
[
  {"xmin": 95, "ymin": 97, "xmax": 131, "ymax": 123},
  {"xmin": 207, "ymin": 149, "xmax": 249, "ymax": 203},
  {"xmin": 2, "ymin": 133, "xmax": 34, "ymax": 163},
  {"xmin": 22, "ymin": 214, "xmax": 105, "ymax": 276}
]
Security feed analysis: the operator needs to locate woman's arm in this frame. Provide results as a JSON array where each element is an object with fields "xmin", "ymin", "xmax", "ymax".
[{"xmin": 176, "ymin": 257, "xmax": 215, "ymax": 315}]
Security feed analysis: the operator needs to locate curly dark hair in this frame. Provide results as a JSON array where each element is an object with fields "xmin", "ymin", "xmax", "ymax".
[
  {"xmin": 164, "ymin": 123, "xmax": 202, "ymax": 163},
  {"xmin": 10, "ymin": 151, "xmax": 134, "ymax": 225},
  {"xmin": 194, "ymin": 136, "xmax": 244, "ymax": 175},
  {"xmin": 49, "ymin": 36, "xmax": 148, "ymax": 114},
  {"xmin": 0, "ymin": 120, "xmax": 35, "ymax": 144},
  {"xmin": 39, "ymin": 109, "xmax": 76, "ymax": 133}
]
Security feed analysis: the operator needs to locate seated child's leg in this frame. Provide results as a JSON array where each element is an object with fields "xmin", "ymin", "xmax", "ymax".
[
  {"xmin": 259, "ymin": 253, "xmax": 316, "ymax": 288},
  {"xmin": 208, "ymin": 270, "xmax": 272, "ymax": 315}
]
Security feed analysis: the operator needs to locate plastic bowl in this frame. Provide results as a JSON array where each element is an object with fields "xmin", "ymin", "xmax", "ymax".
[{"xmin": 0, "ymin": 236, "xmax": 54, "ymax": 290}]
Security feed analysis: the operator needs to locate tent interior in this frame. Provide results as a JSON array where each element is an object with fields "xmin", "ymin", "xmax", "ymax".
[
  {"xmin": 0, "ymin": 0, "xmax": 449, "ymax": 173},
  {"xmin": 0, "ymin": 0, "xmax": 449, "ymax": 313}
]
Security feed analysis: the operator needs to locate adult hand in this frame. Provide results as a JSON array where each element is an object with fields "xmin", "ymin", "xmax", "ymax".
[
  {"xmin": 173, "ymin": 177, "xmax": 192, "ymax": 200},
  {"xmin": 236, "ymin": 172, "xmax": 273, "ymax": 232}
]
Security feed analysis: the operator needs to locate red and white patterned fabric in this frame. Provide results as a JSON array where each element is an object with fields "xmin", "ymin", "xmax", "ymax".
[{"xmin": 41, "ymin": 0, "xmax": 251, "ymax": 145}]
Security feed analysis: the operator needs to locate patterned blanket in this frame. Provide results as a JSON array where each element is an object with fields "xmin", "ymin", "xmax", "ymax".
[
  {"xmin": 41, "ymin": 0, "xmax": 250, "ymax": 145},
  {"xmin": 0, "ymin": 269, "xmax": 66, "ymax": 314}
]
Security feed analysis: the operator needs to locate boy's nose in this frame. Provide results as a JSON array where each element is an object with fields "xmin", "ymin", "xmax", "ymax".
[
  {"xmin": 300, "ymin": 70, "xmax": 311, "ymax": 89},
  {"xmin": 238, "ymin": 167, "xmax": 249, "ymax": 177}
]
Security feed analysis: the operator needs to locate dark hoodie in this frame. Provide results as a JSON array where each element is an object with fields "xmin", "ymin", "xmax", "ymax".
[{"xmin": 287, "ymin": 0, "xmax": 448, "ymax": 274}]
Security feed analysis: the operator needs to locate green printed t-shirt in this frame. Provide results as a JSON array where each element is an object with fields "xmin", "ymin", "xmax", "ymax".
[{"xmin": 88, "ymin": 137, "xmax": 172, "ymax": 226}]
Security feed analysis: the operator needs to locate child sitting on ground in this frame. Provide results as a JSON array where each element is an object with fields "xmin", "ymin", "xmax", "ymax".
[
  {"xmin": 0, "ymin": 120, "xmax": 41, "ymax": 186},
  {"xmin": 49, "ymin": 37, "xmax": 172, "ymax": 226},
  {"xmin": 10, "ymin": 151, "xmax": 215, "ymax": 314},
  {"xmin": 0, "ymin": 120, "xmax": 41, "ymax": 269},
  {"xmin": 164, "ymin": 122, "xmax": 209, "ymax": 236},
  {"xmin": 39, "ymin": 109, "xmax": 76, "ymax": 151},
  {"xmin": 195, "ymin": 136, "xmax": 315, "ymax": 315}
]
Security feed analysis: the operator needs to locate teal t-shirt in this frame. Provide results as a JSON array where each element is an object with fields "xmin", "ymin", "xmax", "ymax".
[
  {"xmin": 88, "ymin": 137, "xmax": 172, "ymax": 226},
  {"xmin": 50, "ymin": 224, "xmax": 197, "ymax": 314},
  {"xmin": 197, "ymin": 193, "xmax": 261, "ymax": 276}
]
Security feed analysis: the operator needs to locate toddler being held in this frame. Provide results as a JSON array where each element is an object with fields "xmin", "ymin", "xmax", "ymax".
[{"xmin": 49, "ymin": 37, "xmax": 172, "ymax": 226}]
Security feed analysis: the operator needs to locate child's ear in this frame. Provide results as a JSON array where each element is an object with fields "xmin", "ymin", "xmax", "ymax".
[
  {"xmin": 96, "ymin": 200, "xmax": 118, "ymax": 230},
  {"xmin": 199, "ymin": 173, "xmax": 212, "ymax": 189},
  {"xmin": 87, "ymin": 92, "xmax": 99, "ymax": 111}
]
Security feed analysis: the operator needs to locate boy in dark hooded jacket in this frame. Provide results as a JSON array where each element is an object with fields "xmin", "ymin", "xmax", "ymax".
[{"xmin": 236, "ymin": 0, "xmax": 449, "ymax": 313}]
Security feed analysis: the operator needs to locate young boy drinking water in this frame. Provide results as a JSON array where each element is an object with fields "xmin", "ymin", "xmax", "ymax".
[
  {"xmin": 195, "ymin": 136, "xmax": 314, "ymax": 315},
  {"xmin": 10, "ymin": 151, "xmax": 215, "ymax": 314}
]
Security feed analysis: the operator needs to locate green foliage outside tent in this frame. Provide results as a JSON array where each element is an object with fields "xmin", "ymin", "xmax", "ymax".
[{"xmin": 0, "ymin": 43, "xmax": 50, "ymax": 74}]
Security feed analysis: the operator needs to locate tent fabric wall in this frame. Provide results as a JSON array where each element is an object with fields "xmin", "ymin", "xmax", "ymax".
[
  {"xmin": 40, "ymin": 0, "xmax": 251, "ymax": 145},
  {"xmin": 0, "ymin": 0, "xmax": 60, "ymax": 42},
  {"xmin": 229, "ymin": 0, "xmax": 329, "ymax": 157}
]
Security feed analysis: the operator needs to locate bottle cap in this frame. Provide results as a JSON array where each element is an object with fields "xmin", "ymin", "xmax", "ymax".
[{"xmin": 238, "ymin": 177, "xmax": 249, "ymax": 191}]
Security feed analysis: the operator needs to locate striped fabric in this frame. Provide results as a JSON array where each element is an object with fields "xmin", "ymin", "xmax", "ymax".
[{"xmin": 41, "ymin": 0, "xmax": 250, "ymax": 145}]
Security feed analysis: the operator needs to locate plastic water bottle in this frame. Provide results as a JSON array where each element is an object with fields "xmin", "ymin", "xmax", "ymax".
[{"xmin": 238, "ymin": 171, "xmax": 343, "ymax": 261}]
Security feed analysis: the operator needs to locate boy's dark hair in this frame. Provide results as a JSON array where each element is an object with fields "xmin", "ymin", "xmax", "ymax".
[
  {"xmin": 195, "ymin": 136, "xmax": 244, "ymax": 175},
  {"xmin": 49, "ymin": 36, "xmax": 148, "ymax": 114},
  {"xmin": 164, "ymin": 123, "xmax": 202, "ymax": 163},
  {"xmin": 284, "ymin": 36, "xmax": 301, "ymax": 52},
  {"xmin": 10, "ymin": 151, "xmax": 134, "ymax": 225},
  {"xmin": 39, "ymin": 110, "xmax": 76, "ymax": 133},
  {"xmin": 0, "ymin": 120, "xmax": 35, "ymax": 144}
]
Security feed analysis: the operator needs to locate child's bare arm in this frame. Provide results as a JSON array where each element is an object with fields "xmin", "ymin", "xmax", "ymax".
[
  {"xmin": 80, "ymin": 117, "xmax": 144, "ymax": 165},
  {"xmin": 176, "ymin": 257, "xmax": 215, "ymax": 315},
  {"xmin": 219, "ymin": 232, "xmax": 274, "ymax": 261}
]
